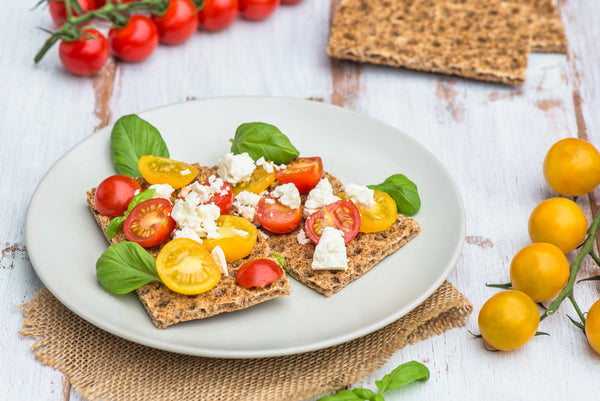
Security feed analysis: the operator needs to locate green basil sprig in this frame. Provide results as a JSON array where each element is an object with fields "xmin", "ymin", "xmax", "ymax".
[
  {"xmin": 106, "ymin": 188, "xmax": 156, "ymax": 239},
  {"xmin": 111, "ymin": 114, "xmax": 170, "ymax": 177},
  {"xmin": 230, "ymin": 122, "xmax": 299, "ymax": 164},
  {"xmin": 96, "ymin": 241, "xmax": 161, "ymax": 294},
  {"xmin": 318, "ymin": 361, "xmax": 429, "ymax": 401},
  {"xmin": 368, "ymin": 174, "xmax": 421, "ymax": 216}
]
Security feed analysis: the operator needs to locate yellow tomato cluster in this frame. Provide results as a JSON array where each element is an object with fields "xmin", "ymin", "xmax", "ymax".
[{"xmin": 478, "ymin": 138, "xmax": 600, "ymax": 352}]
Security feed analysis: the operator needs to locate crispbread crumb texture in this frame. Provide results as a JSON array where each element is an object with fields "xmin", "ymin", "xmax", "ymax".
[{"xmin": 327, "ymin": 0, "xmax": 532, "ymax": 85}]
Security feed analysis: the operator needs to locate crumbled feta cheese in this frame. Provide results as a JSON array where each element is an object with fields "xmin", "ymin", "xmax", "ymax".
[
  {"xmin": 171, "ymin": 198, "xmax": 221, "ymax": 239},
  {"xmin": 271, "ymin": 183, "xmax": 301, "ymax": 209},
  {"xmin": 217, "ymin": 152, "xmax": 256, "ymax": 185},
  {"xmin": 211, "ymin": 246, "xmax": 228, "ymax": 277},
  {"xmin": 258, "ymin": 230, "xmax": 269, "ymax": 239},
  {"xmin": 180, "ymin": 175, "xmax": 227, "ymax": 204},
  {"xmin": 149, "ymin": 183, "xmax": 175, "ymax": 200},
  {"xmin": 180, "ymin": 168, "xmax": 191, "ymax": 175},
  {"xmin": 232, "ymin": 190, "xmax": 262, "ymax": 221},
  {"xmin": 172, "ymin": 227, "xmax": 203, "ymax": 243},
  {"xmin": 232, "ymin": 228, "xmax": 249, "ymax": 237},
  {"xmin": 304, "ymin": 178, "xmax": 340, "ymax": 217},
  {"xmin": 344, "ymin": 183, "xmax": 376, "ymax": 209},
  {"xmin": 297, "ymin": 228, "xmax": 310, "ymax": 245},
  {"xmin": 311, "ymin": 227, "xmax": 348, "ymax": 270},
  {"xmin": 255, "ymin": 156, "xmax": 275, "ymax": 173},
  {"xmin": 265, "ymin": 198, "xmax": 276, "ymax": 204}
]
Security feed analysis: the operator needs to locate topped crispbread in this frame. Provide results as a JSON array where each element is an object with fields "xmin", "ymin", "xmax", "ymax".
[{"xmin": 87, "ymin": 165, "xmax": 291, "ymax": 329}]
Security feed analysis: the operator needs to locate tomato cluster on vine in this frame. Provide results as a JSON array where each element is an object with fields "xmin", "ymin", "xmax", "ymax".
[
  {"xmin": 40, "ymin": 0, "xmax": 302, "ymax": 76},
  {"xmin": 477, "ymin": 138, "xmax": 600, "ymax": 353}
]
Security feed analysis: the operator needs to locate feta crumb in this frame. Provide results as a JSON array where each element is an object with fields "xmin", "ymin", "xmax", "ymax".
[
  {"xmin": 171, "ymin": 198, "xmax": 221, "ymax": 239},
  {"xmin": 181, "ymin": 175, "xmax": 227, "ymax": 204},
  {"xmin": 149, "ymin": 183, "xmax": 175, "ymax": 200},
  {"xmin": 311, "ymin": 227, "xmax": 348, "ymax": 270},
  {"xmin": 255, "ymin": 156, "xmax": 276, "ymax": 173},
  {"xmin": 180, "ymin": 168, "xmax": 191, "ymax": 175},
  {"xmin": 344, "ymin": 183, "xmax": 375, "ymax": 209},
  {"xmin": 217, "ymin": 152, "xmax": 256, "ymax": 185},
  {"xmin": 172, "ymin": 227, "xmax": 203, "ymax": 243},
  {"xmin": 271, "ymin": 183, "xmax": 301, "ymax": 209},
  {"xmin": 232, "ymin": 228, "xmax": 249, "ymax": 237},
  {"xmin": 232, "ymin": 190, "xmax": 262, "ymax": 221},
  {"xmin": 211, "ymin": 246, "xmax": 228, "ymax": 277},
  {"xmin": 304, "ymin": 178, "xmax": 340, "ymax": 217},
  {"xmin": 258, "ymin": 230, "xmax": 269, "ymax": 239},
  {"xmin": 297, "ymin": 228, "xmax": 310, "ymax": 245}
]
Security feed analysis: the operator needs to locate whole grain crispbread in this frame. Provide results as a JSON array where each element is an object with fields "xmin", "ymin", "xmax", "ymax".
[
  {"xmin": 507, "ymin": 0, "xmax": 567, "ymax": 53},
  {"xmin": 327, "ymin": 0, "xmax": 533, "ymax": 85},
  {"xmin": 87, "ymin": 165, "xmax": 291, "ymax": 329}
]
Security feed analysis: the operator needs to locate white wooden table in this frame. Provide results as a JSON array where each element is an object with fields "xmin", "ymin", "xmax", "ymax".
[{"xmin": 2, "ymin": 1, "xmax": 600, "ymax": 400}]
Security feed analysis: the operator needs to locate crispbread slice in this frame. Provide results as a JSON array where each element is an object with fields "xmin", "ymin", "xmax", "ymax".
[
  {"xmin": 508, "ymin": 0, "xmax": 567, "ymax": 53},
  {"xmin": 327, "ymin": 0, "xmax": 532, "ymax": 85},
  {"xmin": 267, "ymin": 172, "xmax": 421, "ymax": 296},
  {"xmin": 87, "ymin": 165, "xmax": 291, "ymax": 329}
]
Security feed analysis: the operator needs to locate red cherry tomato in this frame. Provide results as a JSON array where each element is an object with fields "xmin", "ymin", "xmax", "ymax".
[
  {"xmin": 59, "ymin": 29, "xmax": 110, "ymax": 76},
  {"xmin": 276, "ymin": 157, "xmax": 323, "ymax": 193},
  {"xmin": 236, "ymin": 259, "xmax": 283, "ymax": 288},
  {"xmin": 305, "ymin": 200, "xmax": 360, "ymax": 245},
  {"xmin": 123, "ymin": 198, "xmax": 176, "ymax": 248},
  {"xmin": 198, "ymin": 0, "xmax": 239, "ymax": 31},
  {"xmin": 94, "ymin": 175, "xmax": 142, "ymax": 216},
  {"xmin": 49, "ymin": 0, "xmax": 96, "ymax": 27},
  {"xmin": 108, "ymin": 15, "xmax": 159, "ymax": 62},
  {"xmin": 238, "ymin": 0, "xmax": 279, "ymax": 20},
  {"xmin": 203, "ymin": 182, "xmax": 234, "ymax": 215},
  {"xmin": 152, "ymin": 0, "xmax": 199, "ymax": 45},
  {"xmin": 255, "ymin": 196, "xmax": 302, "ymax": 234}
]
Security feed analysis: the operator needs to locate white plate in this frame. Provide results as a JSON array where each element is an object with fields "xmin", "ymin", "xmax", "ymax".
[{"xmin": 26, "ymin": 97, "xmax": 465, "ymax": 358}]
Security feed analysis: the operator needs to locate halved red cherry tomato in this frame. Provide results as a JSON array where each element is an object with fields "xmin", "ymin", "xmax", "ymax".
[
  {"xmin": 138, "ymin": 155, "xmax": 199, "ymax": 189},
  {"xmin": 275, "ymin": 157, "xmax": 323, "ymax": 193},
  {"xmin": 340, "ymin": 190, "xmax": 397, "ymax": 233},
  {"xmin": 198, "ymin": 0, "xmax": 239, "ymax": 31},
  {"xmin": 123, "ymin": 198, "xmax": 175, "ymax": 248},
  {"xmin": 94, "ymin": 175, "xmax": 142, "ymax": 216},
  {"xmin": 255, "ymin": 196, "xmax": 302, "ymax": 234},
  {"xmin": 59, "ymin": 29, "xmax": 110, "ymax": 76},
  {"xmin": 156, "ymin": 238, "xmax": 221, "ymax": 295},
  {"xmin": 204, "ymin": 181, "xmax": 233, "ymax": 215},
  {"xmin": 202, "ymin": 215, "xmax": 257, "ymax": 262},
  {"xmin": 49, "ymin": 0, "xmax": 96, "ymax": 27},
  {"xmin": 232, "ymin": 165, "xmax": 276, "ymax": 195},
  {"xmin": 238, "ymin": 0, "xmax": 279, "ymax": 20},
  {"xmin": 236, "ymin": 258, "xmax": 283, "ymax": 288},
  {"xmin": 305, "ymin": 200, "xmax": 360, "ymax": 245},
  {"xmin": 108, "ymin": 15, "xmax": 159, "ymax": 62},
  {"xmin": 152, "ymin": 0, "xmax": 199, "ymax": 45}
]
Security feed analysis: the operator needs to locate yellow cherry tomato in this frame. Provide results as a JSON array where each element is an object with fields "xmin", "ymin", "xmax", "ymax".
[
  {"xmin": 543, "ymin": 138, "xmax": 600, "ymax": 196},
  {"xmin": 202, "ymin": 215, "xmax": 258, "ymax": 262},
  {"xmin": 340, "ymin": 190, "xmax": 397, "ymax": 233},
  {"xmin": 585, "ymin": 298, "xmax": 600, "ymax": 355},
  {"xmin": 509, "ymin": 243, "xmax": 569, "ymax": 302},
  {"xmin": 528, "ymin": 197, "xmax": 587, "ymax": 253},
  {"xmin": 138, "ymin": 155, "xmax": 199, "ymax": 189},
  {"xmin": 478, "ymin": 290, "xmax": 539, "ymax": 351},
  {"xmin": 156, "ymin": 238, "xmax": 221, "ymax": 295},
  {"xmin": 232, "ymin": 165, "xmax": 276, "ymax": 195}
]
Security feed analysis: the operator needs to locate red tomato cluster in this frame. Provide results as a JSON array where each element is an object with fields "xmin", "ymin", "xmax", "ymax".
[{"xmin": 48, "ymin": 0, "xmax": 303, "ymax": 76}]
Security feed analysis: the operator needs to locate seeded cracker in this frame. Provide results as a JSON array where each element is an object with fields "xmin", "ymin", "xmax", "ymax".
[
  {"xmin": 506, "ymin": 0, "xmax": 567, "ymax": 53},
  {"xmin": 327, "ymin": 0, "xmax": 533, "ymax": 85},
  {"xmin": 87, "ymin": 165, "xmax": 291, "ymax": 329}
]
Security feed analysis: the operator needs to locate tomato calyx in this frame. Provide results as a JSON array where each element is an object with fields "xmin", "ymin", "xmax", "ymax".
[{"xmin": 305, "ymin": 200, "xmax": 360, "ymax": 245}]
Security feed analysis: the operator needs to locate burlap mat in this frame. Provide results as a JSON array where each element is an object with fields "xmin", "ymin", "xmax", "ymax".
[{"xmin": 20, "ymin": 280, "xmax": 471, "ymax": 401}]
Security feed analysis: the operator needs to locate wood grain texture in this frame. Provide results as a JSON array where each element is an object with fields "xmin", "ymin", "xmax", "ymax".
[{"xmin": 3, "ymin": 0, "xmax": 600, "ymax": 400}]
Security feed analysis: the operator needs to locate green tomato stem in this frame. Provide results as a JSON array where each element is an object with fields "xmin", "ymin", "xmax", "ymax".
[{"xmin": 540, "ymin": 210, "xmax": 600, "ymax": 321}]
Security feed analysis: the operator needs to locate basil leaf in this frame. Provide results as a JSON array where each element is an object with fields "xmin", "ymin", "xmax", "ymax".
[
  {"xmin": 230, "ymin": 122, "xmax": 299, "ymax": 164},
  {"xmin": 111, "ymin": 114, "xmax": 169, "ymax": 177},
  {"xmin": 106, "ymin": 216, "xmax": 126, "ymax": 240},
  {"xmin": 316, "ymin": 390, "xmax": 364, "ymax": 401},
  {"xmin": 271, "ymin": 252, "xmax": 286, "ymax": 268},
  {"xmin": 368, "ymin": 174, "xmax": 421, "ymax": 216},
  {"xmin": 96, "ymin": 241, "xmax": 160, "ymax": 294},
  {"xmin": 351, "ymin": 388, "xmax": 376, "ymax": 399},
  {"xmin": 105, "ymin": 189, "xmax": 156, "ymax": 239},
  {"xmin": 374, "ymin": 361, "xmax": 430, "ymax": 394}
]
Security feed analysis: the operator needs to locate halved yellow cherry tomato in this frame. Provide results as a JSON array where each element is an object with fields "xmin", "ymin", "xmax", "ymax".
[
  {"xmin": 232, "ymin": 165, "xmax": 275, "ymax": 195},
  {"xmin": 202, "ymin": 215, "xmax": 258, "ymax": 262},
  {"xmin": 138, "ymin": 155, "xmax": 199, "ymax": 189},
  {"xmin": 586, "ymin": 298, "xmax": 600, "ymax": 355},
  {"xmin": 528, "ymin": 197, "xmax": 587, "ymax": 253},
  {"xmin": 340, "ymin": 190, "xmax": 397, "ymax": 233},
  {"xmin": 156, "ymin": 238, "xmax": 221, "ymax": 295}
]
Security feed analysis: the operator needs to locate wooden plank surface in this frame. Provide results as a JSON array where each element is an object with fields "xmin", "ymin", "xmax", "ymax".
[{"xmin": 2, "ymin": 0, "xmax": 600, "ymax": 400}]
